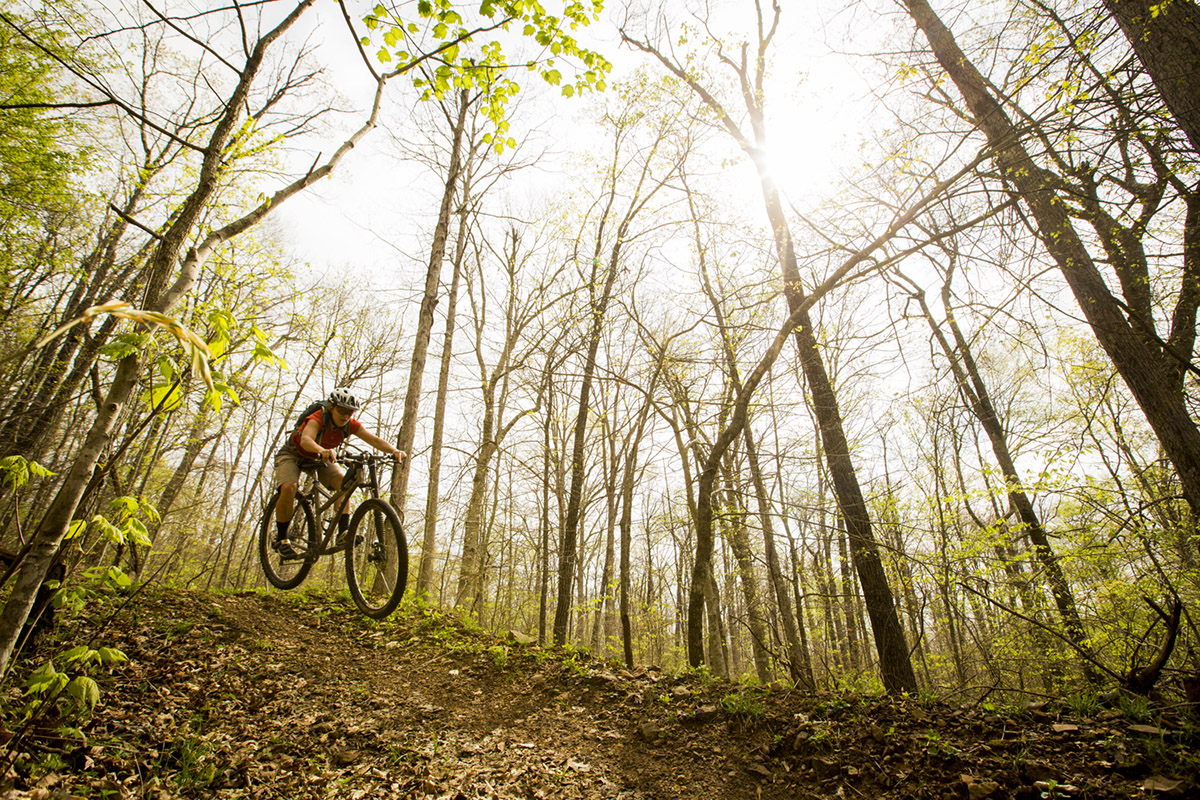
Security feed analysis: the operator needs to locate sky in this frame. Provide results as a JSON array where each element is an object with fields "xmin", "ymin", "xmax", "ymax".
[{"xmin": 266, "ymin": 0, "xmax": 895, "ymax": 283}]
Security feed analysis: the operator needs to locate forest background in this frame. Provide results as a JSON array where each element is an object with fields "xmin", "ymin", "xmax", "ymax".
[{"xmin": 1, "ymin": 0, "xmax": 1198, "ymax": 706}]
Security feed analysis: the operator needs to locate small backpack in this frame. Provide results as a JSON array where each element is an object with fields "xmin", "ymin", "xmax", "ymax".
[{"xmin": 294, "ymin": 400, "xmax": 352, "ymax": 442}]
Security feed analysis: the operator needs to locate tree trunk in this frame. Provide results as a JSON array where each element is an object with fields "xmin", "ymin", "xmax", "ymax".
[
  {"xmin": 704, "ymin": 569, "xmax": 728, "ymax": 677},
  {"xmin": 902, "ymin": 0, "xmax": 1200, "ymax": 518},
  {"xmin": 215, "ymin": 408, "xmax": 258, "ymax": 589},
  {"xmin": 149, "ymin": 410, "xmax": 212, "ymax": 542},
  {"xmin": 744, "ymin": 422, "xmax": 813, "ymax": 688},
  {"xmin": 594, "ymin": 410, "xmax": 622, "ymax": 656},
  {"xmin": 1103, "ymin": 0, "xmax": 1200, "ymax": 156},
  {"xmin": 624, "ymin": 12, "xmax": 917, "ymax": 693},
  {"xmin": 391, "ymin": 88, "xmax": 471, "ymax": 513},
  {"xmin": 538, "ymin": 384, "xmax": 553, "ymax": 645},
  {"xmin": 553, "ymin": 245, "xmax": 622, "ymax": 645},
  {"xmin": 0, "ymin": 0, "xmax": 407, "ymax": 676},
  {"xmin": 417, "ymin": 203, "xmax": 467, "ymax": 595},
  {"xmin": 0, "ymin": 182, "xmax": 149, "ymax": 464},
  {"xmin": 619, "ymin": 372, "xmax": 659, "ymax": 668},
  {"xmin": 618, "ymin": 440, "xmax": 638, "ymax": 668},
  {"xmin": 456, "ymin": 435, "xmax": 497, "ymax": 609},
  {"xmin": 900, "ymin": 270, "xmax": 1098, "ymax": 682},
  {"xmin": 717, "ymin": 463, "xmax": 771, "ymax": 682}
]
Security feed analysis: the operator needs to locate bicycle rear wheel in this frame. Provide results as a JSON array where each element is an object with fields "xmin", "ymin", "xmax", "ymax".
[
  {"xmin": 259, "ymin": 489, "xmax": 319, "ymax": 590},
  {"xmin": 344, "ymin": 498, "xmax": 408, "ymax": 619}
]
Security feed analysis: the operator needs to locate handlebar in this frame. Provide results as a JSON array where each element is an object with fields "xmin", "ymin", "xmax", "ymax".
[{"xmin": 339, "ymin": 450, "xmax": 400, "ymax": 466}]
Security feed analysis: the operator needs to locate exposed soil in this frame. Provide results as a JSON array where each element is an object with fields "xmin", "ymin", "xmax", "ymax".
[{"xmin": 1, "ymin": 589, "xmax": 1197, "ymax": 799}]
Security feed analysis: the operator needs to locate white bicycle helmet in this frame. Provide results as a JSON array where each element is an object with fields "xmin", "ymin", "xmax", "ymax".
[{"xmin": 328, "ymin": 387, "xmax": 360, "ymax": 411}]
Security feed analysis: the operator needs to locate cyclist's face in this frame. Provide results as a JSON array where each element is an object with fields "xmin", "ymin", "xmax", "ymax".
[{"xmin": 331, "ymin": 405, "xmax": 354, "ymax": 423}]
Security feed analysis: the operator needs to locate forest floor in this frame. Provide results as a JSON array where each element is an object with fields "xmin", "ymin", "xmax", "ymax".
[{"xmin": 0, "ymin": 587, "xmax": 1197, "ymax": 799}]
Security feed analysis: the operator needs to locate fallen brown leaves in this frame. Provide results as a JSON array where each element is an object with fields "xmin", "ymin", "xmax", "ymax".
[{"xmin": 0, "ymin": 589, "xmax": 1196, "ymax": 799}]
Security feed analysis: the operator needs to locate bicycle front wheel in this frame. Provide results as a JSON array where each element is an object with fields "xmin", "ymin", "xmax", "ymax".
[
  {"xmin": 344, "ymin": 498, "xmax": 408, "ymax": 619},
  {"xmin": 259, "ymin": 489, "xmax": 318, "ymax": 590}
]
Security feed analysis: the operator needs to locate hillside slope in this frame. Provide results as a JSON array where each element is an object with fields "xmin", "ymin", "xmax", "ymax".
[{"xmin": 1, "ymin": 589, "xmax": 1196, "ymax": 798}]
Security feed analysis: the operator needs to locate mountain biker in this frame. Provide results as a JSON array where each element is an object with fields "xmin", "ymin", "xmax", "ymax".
[{"xmin": 272, "ymin": 387, "xmax": 405, "ymax": 559}]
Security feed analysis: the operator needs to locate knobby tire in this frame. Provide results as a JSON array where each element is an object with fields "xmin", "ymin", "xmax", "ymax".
[
  {"xmin": 344, "ymin": 498, "xmax": 407, "ymax": 619},
  {"xmin": 259, "ymin": 488, "xmax": 319, "ymax": 590}
]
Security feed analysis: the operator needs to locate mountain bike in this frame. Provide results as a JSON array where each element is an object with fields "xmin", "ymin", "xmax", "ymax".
[{"xmin": 258, "ymin": 450, "xmax": 408, "ymax": 619}]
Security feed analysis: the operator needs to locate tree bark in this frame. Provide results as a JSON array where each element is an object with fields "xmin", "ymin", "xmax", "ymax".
[
  {"xmin": 149, "ymin": 410, "xmax": 213, "ymax": 541},
  {"xmin": 902, "ymin": 0, "xmax": 1200, "ymax": 518},
  {"xmin": 552, "ymin": 150, "xmax": 653, "ymax": 644},
  {"xmin": 744, "ymin": 422, "xmax": 813, "ymax": 688},
  {"xmin": 624, "ymin": 12, "xmax": 917, "ymax": 693},
  {"xmin": 538, "ymin": 383, "xmax": 553, "ymax": 644},
  {"xmin": 1103, "ymin": 0, "xmax": 1200, "ymax": 156},
  {"xmin": 0, "ymin": 0, "xmax": 400, "ymax": 676},
  {"xmin": 717, "ymin": 459, "xmax": 771, "ymax": 682},
  {"xmin": 456, "ymin": 227, "xmax": 544, "ymax": 609},
  {"xmin": 899, "ymin": 268, "xmax": 1099, "ymax": 683},
  {"xmin": 417, "ymin": 197, "xmax": 468, "ymax": 595},
  {"xmin": 391, "ymin": 88, "xmax": 471, "ymax": 513}
]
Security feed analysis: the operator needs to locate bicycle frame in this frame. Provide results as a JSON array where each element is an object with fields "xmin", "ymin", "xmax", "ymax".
[
  {"xmin": 298, "ymin": 451, "xmax": 386, "ymax": 554},
  {"xmin": 259, "ymin": 447, "xmax": 407, "ymax": 617}
]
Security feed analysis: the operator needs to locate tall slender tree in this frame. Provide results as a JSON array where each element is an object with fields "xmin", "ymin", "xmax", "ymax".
[
  {"xmin": 901, "ymin": 0, "xmax": 1200, "ymax": 521},
  {"xmin": 623, "ymin": 1, "xmax": 918, "ymax": 691}
]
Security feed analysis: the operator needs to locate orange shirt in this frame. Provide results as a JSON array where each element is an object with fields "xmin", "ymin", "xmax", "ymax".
[{"xmin": 290, "ymin": 409, "xmax": 361, "ymax": 459}]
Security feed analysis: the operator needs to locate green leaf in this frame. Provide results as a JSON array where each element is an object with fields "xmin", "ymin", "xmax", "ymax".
[
  {"xmin": 215, "ymin": 381, "xmax": 239, "ymax": 405},
  {"xmin": 156, "ymin": 354, "xmax": 177, "ymax": 382},
  {"xmin": 98, "ymin": 332, "xmax": 146, "ymax": 361},
  {"xmin": 62, "ymin": 645, "xmax": 90, "ymax": 664},
  {"xmin": 97, "ymin": 647, "xmax": 127, "ymax": 665},
  {"xmin": 207, "ymin": 336, "xmax": 227, "ymax": 361},
  {"xmin": 109, "ymin": 496, "xmax": 139, "ymax": 520},
  {"xmin": 24, "ymin": 661, "xmax": 63, "ymax": 695},
  {"xmin": 126, "ymin": 518, "xmax": 152, "ymax": 547},
  {"xmin": 1, "ymin": 455, "xmax": 29, "ymax": 489},
  {"xmin": 67, "ymin": 519, "xmax": 87, "ymax": 540},
  {"xmin": 28, "ymin": 461, "xmax": 54, "ymax": 478},
  {"xmin": 92, "ymin": 515, "xmax": 123, "ymax": 545},
  {"xmin": 104, "ymin": 567, "xmax": 133, "ymax": 590},
  {"xmin": 206, "ymin": 309, "xmax": 235, "ymax": 332},
  {"xmin": 67, "ymin": 676, "xmax": 100, "ymax": 711},
  {"xmin": 145, "ymin": 382, "xmax": 183, "ymax": 412}
]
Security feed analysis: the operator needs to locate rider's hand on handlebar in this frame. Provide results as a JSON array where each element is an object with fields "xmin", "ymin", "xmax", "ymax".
[{"xmin": 321, "ymin": 447, "xmax": 337, "ymax": 464}]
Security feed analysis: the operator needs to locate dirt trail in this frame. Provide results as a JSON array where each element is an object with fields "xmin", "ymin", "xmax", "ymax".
[{"xmin": 2, "ymin": 590, "xmax": 1197, "ymax": 799}]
